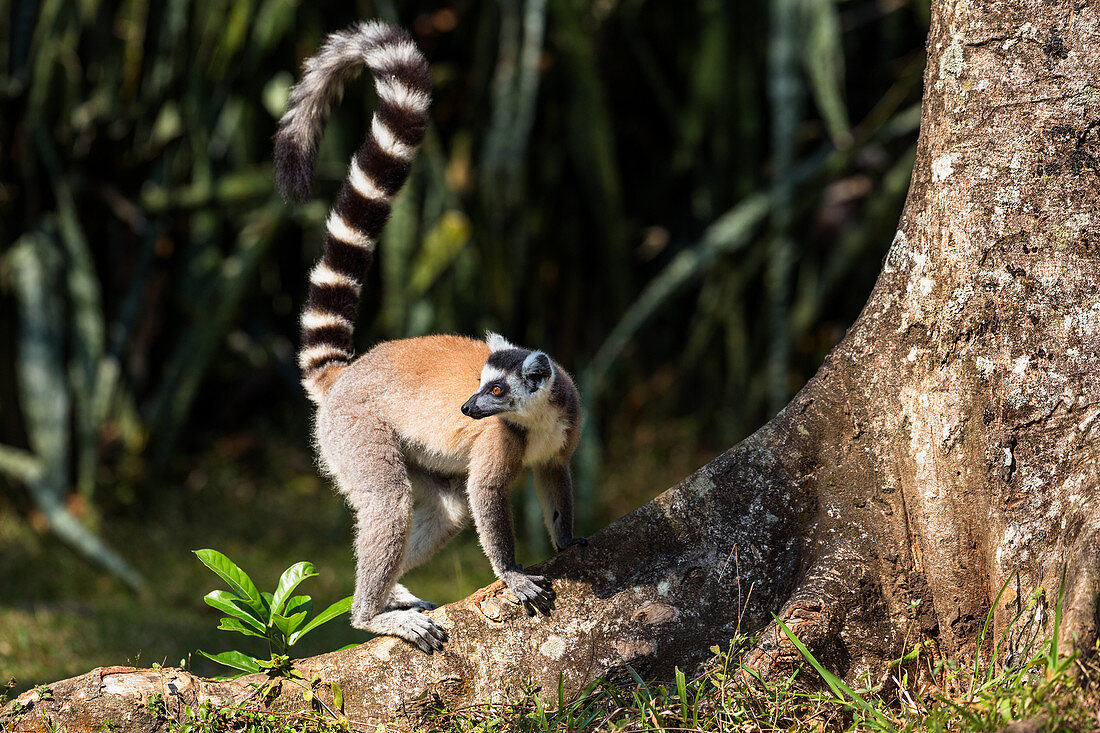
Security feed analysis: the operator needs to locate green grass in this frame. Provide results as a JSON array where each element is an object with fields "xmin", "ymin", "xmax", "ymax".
[
  {"xmin": 420, "ymin": 633, "xmax": 1098, "ymax": 733},
  {"xmin": 420, "ymin": 572, "xmax": 1098, "ymax": 731},
  {"xmin": 45, "ymin": 631, "xmax": 1089, "ymax": 733}
]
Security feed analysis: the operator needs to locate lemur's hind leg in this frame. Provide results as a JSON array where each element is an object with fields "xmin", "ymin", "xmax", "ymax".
[{"xmin": 320, "ymin": 412, "xmax": 446, "ymax": 653}]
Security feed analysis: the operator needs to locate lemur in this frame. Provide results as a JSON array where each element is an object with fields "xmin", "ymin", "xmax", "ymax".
[{"xmin": 274, "ymin": 21, "xmax": 585, "ymax": 653}]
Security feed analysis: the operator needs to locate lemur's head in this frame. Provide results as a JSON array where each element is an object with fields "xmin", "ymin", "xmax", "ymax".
[{"xmin": 461, "ymin": 333, "xmax": 555, "ymax": 420}]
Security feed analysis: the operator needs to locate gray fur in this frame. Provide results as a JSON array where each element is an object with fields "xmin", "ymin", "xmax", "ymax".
[
  {"xmin": 281, "ymin": 22, "xmax": 394, "ymax": 151},
  {"xmin": 313, "ymin": 337, "xmax": 583, "ymax": 653},
  {"xmin": 317, "ymin": 406, "xmax": 449, "ymax": 649},
  {"xmin": 521, "ymin": 351, "xmax": 552, "ymax": 389},
  {"xmin": 401, "ymin": 468, "xmax": 470, "ymax": 573},
  {"xmin": 535, "ymin": 463, "xmax": 584, "ymax": 551},
  {"xmin": 385, "ymin": 583, "xmax": 436, "ymax": 612},
  {"xmin": 361, "ymin": 609, "xmax": 446, "ymax": 653},
  {"xmin": 464, "ymin": 422, "xmax": 556, "ymax": 616}
]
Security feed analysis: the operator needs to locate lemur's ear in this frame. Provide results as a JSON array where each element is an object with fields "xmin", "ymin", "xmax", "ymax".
[
  {"xmin": 486, "ymin": 331, "xmax": 516, "ymax": 352},
  {"xmin": 521, "ymin": 351, "xmax": 552, "ymax": 389}
]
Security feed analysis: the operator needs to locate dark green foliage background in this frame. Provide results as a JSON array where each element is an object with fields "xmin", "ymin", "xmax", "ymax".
[{"xmin": 0, "ymin": 0, "xmax": 928, "ymax": 689}]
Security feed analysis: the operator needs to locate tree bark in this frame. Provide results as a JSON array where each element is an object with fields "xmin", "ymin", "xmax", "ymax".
[{"xmin": 7, "ymin": 0, "xmax": 1100, "ymax": 729}]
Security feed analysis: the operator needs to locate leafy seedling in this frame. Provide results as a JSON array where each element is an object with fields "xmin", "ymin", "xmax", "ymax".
[{"xmin": 193, "ymin": 549, "xmax": 352, "ymax": 678}]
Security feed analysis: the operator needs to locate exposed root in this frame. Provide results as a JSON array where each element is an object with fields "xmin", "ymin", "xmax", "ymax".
[{"xmin": 744, "ymin": 552, "xmax": 871, "ymax": 680}]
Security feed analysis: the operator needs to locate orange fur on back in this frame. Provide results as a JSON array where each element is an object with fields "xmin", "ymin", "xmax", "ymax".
[{"xmin": 320, "ymin": 335, "xmax": 491, "ymax": 474}]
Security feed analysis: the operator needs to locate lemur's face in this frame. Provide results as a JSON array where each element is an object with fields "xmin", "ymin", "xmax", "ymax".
[{"xmin": 461, "ymin": 348, "xmax": 553, "ymax": 420}]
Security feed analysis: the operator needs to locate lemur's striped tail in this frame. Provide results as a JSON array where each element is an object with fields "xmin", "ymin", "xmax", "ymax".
[{"xmin": 274, "ymin": 21, "xmax": 431, "ymax": 403}]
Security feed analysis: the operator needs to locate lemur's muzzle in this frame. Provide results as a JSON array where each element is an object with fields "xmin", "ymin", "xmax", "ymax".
[{"xmin": 461, "ymin": 394, "xmax": 487, "ymax": 419}]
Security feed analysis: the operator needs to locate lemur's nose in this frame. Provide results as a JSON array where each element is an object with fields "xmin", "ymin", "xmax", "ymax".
[{"xmin": 460, "ymin": 396, "xmax": 477, "ymax": 417}]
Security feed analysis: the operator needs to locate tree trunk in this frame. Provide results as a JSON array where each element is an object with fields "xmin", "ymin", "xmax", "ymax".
[{"xmin": 7, "ymin": 0, "xmax": 1099, "ymax": 729}]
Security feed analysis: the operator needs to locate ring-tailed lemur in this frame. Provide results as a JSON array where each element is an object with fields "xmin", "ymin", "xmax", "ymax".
[{"xmin": 274, "ymin": 21, "xmax": 586, "ymax": 653}]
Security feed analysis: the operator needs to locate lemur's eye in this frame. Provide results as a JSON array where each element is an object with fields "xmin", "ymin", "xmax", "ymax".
[{"xmin": 491, "ymin": 385, "xmax": 502, "ymax": 396}]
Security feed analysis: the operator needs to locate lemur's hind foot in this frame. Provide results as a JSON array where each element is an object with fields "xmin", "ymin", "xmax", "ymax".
[
  {"xmin": 385, "ymin": 582, "xmax": 437, "ymax": 612},
  {"xmin": 354, "ymin": 608, "xmax": 447, "ymax": 653}
]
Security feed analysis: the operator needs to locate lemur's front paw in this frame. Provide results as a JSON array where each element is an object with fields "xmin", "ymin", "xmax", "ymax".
[
  {"xmin": 556, "ymin": 536, "xmax": 587, "ymax": 552},
  {"xmin": 501, "ymin": 568, "xmax": 555, "ymax": 616}
]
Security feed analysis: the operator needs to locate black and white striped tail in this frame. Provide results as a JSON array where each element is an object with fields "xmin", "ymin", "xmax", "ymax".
[{"xmin": 274, "ymin": 21, "xmax": 431, "ymax": 403}]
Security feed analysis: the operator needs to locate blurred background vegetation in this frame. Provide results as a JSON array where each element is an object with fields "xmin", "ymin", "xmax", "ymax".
[{"xmin": 1, "ymin": 0, "xmax": 928, "ymax": 691}]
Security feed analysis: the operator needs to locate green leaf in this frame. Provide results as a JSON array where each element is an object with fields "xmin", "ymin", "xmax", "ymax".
[
  {"xmin": 271, "ymin": 611, "xmax": 308, "ymax": 641},
  {"xmin": 1048, "ymin": 567, "xmax": 1067, "ymax": 672},
  {"xmin": 193, "ymin": 550, "xmax": 264, "ymax": 615},
  {"xmin": 203, "ymin": 590, "xmax": 266, "ymax": 633},
  {"xmin": 331, "ymin": 681, "xmax": 343, "ymax": 712},
  {"xmin": 974, "ymin": 572, "xmax": 1015, "ymax": 682},
  {"xmin": 675, "ymin": 667, "xmax": 688, "ymax": 723},
  {"xmin": 197, "ymin": 649, "xmax": 262, "ymax": 675},
  {"xmin": 284, "ymin": 595, "xmax": 313, "ymax": 619},
  {"xmin": 271, "ymin": 562, "xmax": 317, "ymax": 618},
  {"xmin": 799, "ymin": 0, "xmax": 851, "ymax": 147},
  {"xmin": 288, "ymin": 596, "xmax": 353, "ymax": 646},
  {"xmin": 217, "ymin": 617, "xmax": 267, "ymax": 639},
  {"xmin": 773, "ymin": 616, "xmax": 890, "ymax": 727}
]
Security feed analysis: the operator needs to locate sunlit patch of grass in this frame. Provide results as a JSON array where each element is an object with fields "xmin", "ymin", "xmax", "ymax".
[{"xmin": 0, "ymin": 602, "xmax": 211, "ymax": 692}]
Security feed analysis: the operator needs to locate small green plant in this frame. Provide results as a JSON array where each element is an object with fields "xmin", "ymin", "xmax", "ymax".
[
  {"xmin": 171, "ymin": 700, "xmax": 349, "ymax": 733},
  {"xmin": 145, "ymin": 692, "xmax": 169, "ymax": 720},
  {"xmin": 193, "ymin": 549, "xmax": 352, "ymax": 678}
]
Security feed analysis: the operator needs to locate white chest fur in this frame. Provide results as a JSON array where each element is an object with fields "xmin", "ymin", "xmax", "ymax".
[{"xmin": 507, "ymin": 407, "xmax": 568, "ymax": 466}]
